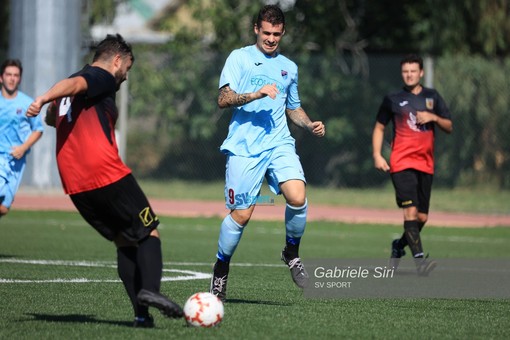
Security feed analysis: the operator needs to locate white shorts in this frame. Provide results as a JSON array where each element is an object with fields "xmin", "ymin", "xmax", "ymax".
[{"xmin": 224, "ymin": 144, "xmax": 306, "ymax": 210}]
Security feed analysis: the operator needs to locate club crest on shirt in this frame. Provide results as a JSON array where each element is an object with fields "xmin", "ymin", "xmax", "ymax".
[
  {"xmin": 16, "ymin": 108, "xmax": 22, "ymax": 115},
  {"xmin": 281, "ymin": 70, "xmax": 288, "ymax": 79},
  {"xmin": 425, "ymin": 98, "xmax": 434, "ymax": 110}
]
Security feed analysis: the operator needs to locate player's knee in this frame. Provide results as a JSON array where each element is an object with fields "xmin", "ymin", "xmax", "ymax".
[
  {"xmin": 149, "ymin": 228, "xmax": 160, "ymax": 238},
  {"xmin": 231, "ymin": 209, "xmax": 252, "ymax": 226},
  {"xmin": 286, "ymin": 196, "xmax": 306, "ymax": 208},
  {"xmin": 417, "ymin": 213, "xmax": 428, "ymax": 224},
  {"xmin": 403, "ymin": 207, "xmax": 418, "ymax": 220},
  {"xmin": 280, "ymin": 180, "xmax": 306, "ymax": 207},
  {"xmin": 0, "ymin": 205, "xmax": 9, "ymax": 217}
]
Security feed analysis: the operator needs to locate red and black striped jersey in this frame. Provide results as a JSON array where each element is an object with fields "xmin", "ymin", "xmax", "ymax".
[
  {"xmin": 53, "ymin": 65, "xmax": 131, "ymax": 194},
  {"xmin": 376, "ymin": 86, "xmax": 451, "ymax": 174}
]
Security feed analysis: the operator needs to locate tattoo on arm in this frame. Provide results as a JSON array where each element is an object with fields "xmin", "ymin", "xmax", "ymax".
[
  {"xmin": 286, "ymin": 107, "xmax": 312, "ymax": 130},
  {"xmin": 218, "ymin": 86, "xmax": 251, "ymax": 108}
]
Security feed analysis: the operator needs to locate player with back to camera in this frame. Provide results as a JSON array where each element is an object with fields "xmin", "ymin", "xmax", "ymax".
[
  {"xmin": 0, "ymin": 59, "xmax": 44, "ymax": 218},
  {"xmin": 209, "ymin": 5, "xmax": 326, "ymax": 301},
  {"xmin": 26, "ymin": 34, "xmax": 183, "ymax": 327},
  {"xmin": 372, "ymin": 54, "xmax": 452, "ymax": 275}
]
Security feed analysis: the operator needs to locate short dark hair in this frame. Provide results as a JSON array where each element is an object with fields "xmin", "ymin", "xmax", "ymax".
[
  {"xmin": 400, "ymin": 54, "xmax": 423, "ymax": 69},
  {"xmin": 255, "ymin": 5, "xmax": 285, "ymax": 29},
  {"xmin": 1, "ymin": 59, "xmax": 23, "ymax": 76},
  {"xmin": 92, "ymin": 33, "xmax": 134, "ymax": 63}
]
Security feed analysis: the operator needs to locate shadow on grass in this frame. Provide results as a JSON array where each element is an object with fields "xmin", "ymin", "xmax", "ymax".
[
  {"xmin": 23, "ymin": 313, "xmax": 133, "ymax": 327},
  {"xmin": 225, "ymin": 298, "xmax": 291, "ymax": 306}
]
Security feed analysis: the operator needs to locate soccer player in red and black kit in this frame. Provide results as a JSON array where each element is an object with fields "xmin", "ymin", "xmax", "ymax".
[
  {"xmin": 26, "ymin": 34, "xmax": 183, "ymax": 327},
  {"xmin": 372, "ymin": 54, "xmax": 453, "ymax": 275}
]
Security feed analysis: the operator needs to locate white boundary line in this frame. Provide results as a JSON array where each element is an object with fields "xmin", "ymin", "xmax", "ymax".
[
  {"xmin": 0, "ymin": 259, "xmax": 211, "ymax": 283},
  {"xmin": 0, "ymin": 259, "xmax": 282, "ymax": 284}
]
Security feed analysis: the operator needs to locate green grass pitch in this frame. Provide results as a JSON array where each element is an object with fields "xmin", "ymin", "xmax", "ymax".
[{"xmin": 0, "ymin": 210, "xmax": 509, "ymax": 339}]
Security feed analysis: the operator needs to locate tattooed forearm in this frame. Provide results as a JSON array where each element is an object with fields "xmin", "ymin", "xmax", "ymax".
[
  {"xmin": 218, "ymin": 86, "xmax": 252, "ymax": 108},
  {"xmin": 286, "ymin": 107, "xmax": 312, "ymax": 130}
]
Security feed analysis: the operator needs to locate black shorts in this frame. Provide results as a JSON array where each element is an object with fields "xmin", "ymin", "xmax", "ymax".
[
  {"xmin": 390, "ymin": 169, "xmax": 433, "ymax": 214},
  {"xmin": 70, "ymin": 174, "xmax": 159, "ymax": 242}
]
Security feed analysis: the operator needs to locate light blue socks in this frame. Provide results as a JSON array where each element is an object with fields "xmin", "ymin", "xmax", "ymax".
[
  {"xmin": 216, "ymin": 214, "xmax": 245, "ymax": 262},
  {"xmin": 285, "ymin": 199, "xmax": 308, "ymax": 245}
]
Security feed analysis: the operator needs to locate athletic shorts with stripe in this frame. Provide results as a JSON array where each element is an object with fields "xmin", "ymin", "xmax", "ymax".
[
  {"xmin": 391, "ymin": 169, "xmax": 433, "ymax": 214},
  {"xmin": 70, "ymin": 174, "xmax": 159, "ymax": 242},
  {"xmin": 224, "ymin": 144, "xmax": 306, "ymax": 210}
]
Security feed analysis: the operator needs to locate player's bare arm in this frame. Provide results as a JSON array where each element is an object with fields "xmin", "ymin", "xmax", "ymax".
[
  {"xmin": 26, "ymin": 76, "xmax": 88, "ymax": 117},
  {"xmin": 286, "ymin": 107, "xmax": 326, "ymax": 137},
  {"xmin": 10, "ymin": 131, "xmax": 43, "ymax": 160},
  {"xmin": 372, "ymin": 122, "xmax": 390, "ymax": 172},
  {"xmin": 416, "ymin": 110, "xmax": 453, "ymax": 133},
  {"xmin": 217, "ymin": 84, "xmax": 279, "ymax": 109}
]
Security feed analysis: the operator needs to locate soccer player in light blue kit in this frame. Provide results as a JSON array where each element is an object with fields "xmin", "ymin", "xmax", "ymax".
[
  {"xmin": 210, "ymin": 5, "xmax": 326, "ymax": 301},
  {"xmin": 0, "ymin": 59, "xmax": 44, "ymax": 217}
]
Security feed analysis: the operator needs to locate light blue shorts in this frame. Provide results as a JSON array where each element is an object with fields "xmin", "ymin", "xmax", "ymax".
[
  {"xmin": 0, "ymin": 154, "xmax": 25, "ymax": 209},
  {"xmin": 224, "ymin": 144, "xmax": 306, "ymax": 210}
]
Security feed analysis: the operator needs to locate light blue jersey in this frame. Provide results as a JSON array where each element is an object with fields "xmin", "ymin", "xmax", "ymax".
[
  {"xmin": 219, "ymin": 44, "xmax": 301, "ymax": 157},
  {"xmin": 0, "ymin": 91, "xmax": 44, "ymax": 208},
  {"xmin": 0, "ymin": 91, "xmax": 43, "ymax": 155}
]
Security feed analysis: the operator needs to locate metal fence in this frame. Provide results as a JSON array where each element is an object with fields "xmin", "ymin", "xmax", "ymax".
[
  {"xmin": 17, "ymin": 50, "xmax": 510, "ymax": 191},
  {"xmin": 123, "ymin": 51, "xmax": 510, "ymax": 189}
]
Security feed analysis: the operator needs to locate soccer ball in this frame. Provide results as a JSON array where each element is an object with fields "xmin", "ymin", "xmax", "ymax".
[{"xmin": 183, "ymin": 292, "xmax": 224, "ymax": 327}]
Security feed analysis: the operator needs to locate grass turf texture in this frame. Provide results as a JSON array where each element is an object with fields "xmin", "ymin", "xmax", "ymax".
[
  {"xmin": 138, "ymin": 179, "xmax": 510, "ymax": 214},
  {"xmin": 0, "ymin": 211, "xmax": 509, "ymax": 339}
]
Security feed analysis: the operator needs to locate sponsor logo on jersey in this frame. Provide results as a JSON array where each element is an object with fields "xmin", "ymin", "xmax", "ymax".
[
  {"xmin": 254, "ymin": 62, "xmax": 263, "ymax": 66},
  {"xmin": 407, "ymin": 112, "xmax": 429, "ymax": 132},
  {"xmin": 232, "ymin": 192, "xmax": 274, "ymax": 206},
  {"xmin": 59, "ymin": 96, "xmax": 74, "ymax": 123},
  {"xmin": 250, "ymin": 75, "xmax": 285, "ymax": 93},
  {"xmin": 399, "ymin": 101, "xmax": 408, "ymax": 107}
]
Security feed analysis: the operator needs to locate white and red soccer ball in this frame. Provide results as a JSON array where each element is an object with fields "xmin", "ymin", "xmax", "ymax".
[{"xmin": 184, "ymin": 292, "xmax": 224, "ymax": 327}]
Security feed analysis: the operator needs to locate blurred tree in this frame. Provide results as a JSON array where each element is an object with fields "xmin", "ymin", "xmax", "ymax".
[
  {"xmin": 128, "ymin": 0, "xmax": 388, "ymax": 185},
  {"xmin": 425, "ymin": 0, "xmax": 510, "ymax": 56},
  {"xmin": 88, "ymin": 0, "xmax": 126, "ymax": 25},
  {"xmin": 124, "ymin": 0, "xmax": 510, "ymax": 188},
  {"xmin": 359, "ymin": 0, "xmax": 510, "ymax": 57},
  {"xmin": 435, "ymin": 56, "xmax": 510, "ymax": 188}
]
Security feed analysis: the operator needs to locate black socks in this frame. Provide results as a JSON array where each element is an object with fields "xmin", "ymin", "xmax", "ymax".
[
  {"xmin": 284, "ymin": 242, "xmax": 300, "ymax": 259},
  {"xmin": 403, "ymin": 220, "xmax": 424, "ymax": 258},
  {"xmin": 117, "ymin": 236, "xmax": 163, "ymax": 318},
  {"xmin": 137, "ymin": 236, "xmax": 163, "ymax": 292},
  {"xmin": 398, "ymin": 221, "xmax": 425, "ymax": 249},
  {"xmin": 117, "ymin": 246, "xmax": 148, "ymax": 318}
]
